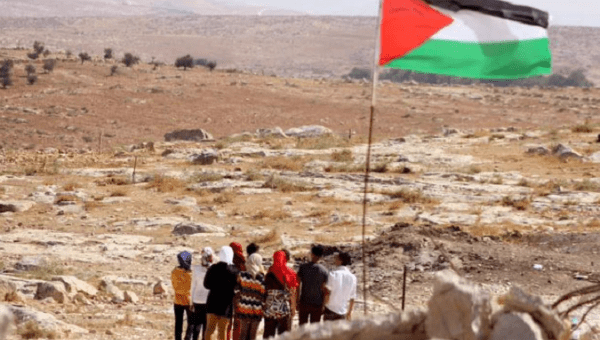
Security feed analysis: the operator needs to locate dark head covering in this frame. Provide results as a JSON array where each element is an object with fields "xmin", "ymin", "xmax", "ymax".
[{"xmin": 177, "ymin": 251, "xmax": 192, "ymax": 271}]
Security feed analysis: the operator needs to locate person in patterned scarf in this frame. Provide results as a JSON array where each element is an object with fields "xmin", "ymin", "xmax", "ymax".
[
  {"xmin": 232, "ymin": 253, "xmax": 266, "ymax": 340},
  {"xmin": 262, "ymin": 251, "xmax": 298, "ymax": 339}
]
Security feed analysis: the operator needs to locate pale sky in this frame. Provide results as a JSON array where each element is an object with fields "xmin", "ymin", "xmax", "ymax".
[{"xmin": 218, "ymin": 0, "xmax": 600, "ymax": 27}]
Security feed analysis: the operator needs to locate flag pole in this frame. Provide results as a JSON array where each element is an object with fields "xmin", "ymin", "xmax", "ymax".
[{"xmin": 361, "ymin": 0, "xmax": 384, "ymax": 317}]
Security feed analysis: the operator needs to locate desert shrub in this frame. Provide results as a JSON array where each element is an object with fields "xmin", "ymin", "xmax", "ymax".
[
  {"xmin": 26, "ymin": 74, "xmax": 38, "ymax": 85},
  {"xmin": 214, "ymin": 191, "xmax": 235, "ymax": 204},
  {"xmin": 194, "ymin": 58, "xmax": 208, "ymax": 66},
  {"xmin": 27, "ymin": 52, "xmax": 39, "ymax": 60},
  {"xmin": 253, "ymin": 208, "xmax": 290, "ymax": 221},
  {"xmin": 146, "ymin": 175, "xmax": 185, "ymax": 193},
  {"xmin": 1, "ymin": 76, "xmax": 12, "ymax": 89},
  {"xmin": 33, "ymin": 41, "xmax": 45, "ymax": 54},
  {"xmin": 65, "ymin": 50, "xmax": 72, "ymax": 58},
  {"xmin": 206, "ymin": 61, "xmax": 217, "ymax": 71},
  {"xmin": 23, "ymin": 260, "xmax": 65, "ymax": 281},
  {"xmin": 192, "ymin": 172, "xmax": 223, "ymax": 182},
  {"xmin": 79, "ymin": 52, "xmax": 91, "ymax": 64},
  {"xmin": 104, "ymin": 48, "xmax": 113, "ymax": 59},
  {"xmin": 517, "ymin": 178, "xmax": 532, "ymax": 187},
  {"xmin": 382, "ymin": 188, "xmax": 438, "ymax": 204},
  {"xmin": 109, "ymin": 188, "xmax": 128, "ymax": 197},
  {"xmin": 295, "ymin": 134, "xmax": 350, "ymax": 150},
  {"xmin": 18, "ymin": 320, "xmax": 57, "ymax": 339},
  {"xmin": 175, "ymin": 55, "xmax": 194, "ymax": 70},
  {"xmin": 372, "ymin": 162, "xmax": 389, "ymax": 173},
  {"xmin": 42, "ymin": 49, "xmax": 50, "ymax": 57},
  {"xmin": 110, "ymin": 65, "xmax": 118, "ymax": 76},
  {"xmin": 122, "ymin": 52, "xmax": 140, "ymax": 67},
  {"xmin": 346, "ymin": 67, "xmax": 371, "ymax": 80},
  {"xmin": 331, "ymin": 149, "xmax": 353, "ymax": 162},
  {"xmin": 263, "ymin": 175, "xmax": 314, "ymax": 193},
  {"xmin": 25, "ymin": 64, "xmax": 36, "ymax": 75},
  {"xmin": 501, "ymin": 195, "xmax": 531, "ymax": 210},
  {"xmin": 42, "ymin": 59, "xmax": 56, "ymax": 73},
  {"xmin": 245, "ymin": 169, "xmax": 264, "ymax": 181},
  {"xmin": 251, "ymin": 229, "xmax": 280, "ymax": 244},
  {"xmin": 62, "ymin": 182, "xmax": 80, "ymax": 191},
  {"xmin": 324, "ymin": 163, "xmax": 365, "ymax": 173},
  {"xmin": 572, "ymin": 122, "xmax": 594, "ymax": 133},
  {"xmin": 574, "ymin": 179, "xmax": 600, "ymax": 192}
]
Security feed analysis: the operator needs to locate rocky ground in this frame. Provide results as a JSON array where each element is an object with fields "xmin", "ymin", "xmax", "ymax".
[{"xmin": 1, "ymin": 48, "xmax": 600, "ymax": 339}]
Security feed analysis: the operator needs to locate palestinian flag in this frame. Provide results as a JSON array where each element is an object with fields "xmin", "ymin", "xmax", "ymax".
[{"xmin": 379, "ymin": 0, "xmax": 552, "ymax": 79}]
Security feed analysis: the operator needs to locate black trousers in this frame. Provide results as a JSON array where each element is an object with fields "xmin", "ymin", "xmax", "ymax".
[
  {"xmin": 323, "ymin": 308, "xmax": 345, "ymax": 321},
  {"xmin": 192, "ymin": 303, "xmax": 207, "ymax": 340},
  {"xmin": 174, "ymin": 304, "xmax": 193, "ymax": 340},
  {"xmin": 298, "ymin": 304, "xmax": 323, "ymax": 325},
  {"xmin": 263, "ymin": 317, "xmax": 291, "ymax": 339}
]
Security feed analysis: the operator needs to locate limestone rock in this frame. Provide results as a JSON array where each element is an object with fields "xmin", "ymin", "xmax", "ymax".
[
  {"xmin": 552, "ymin": 144, "xmax": 582, "ymax": 160},
  {"xmin": 490, "ymin": 313, "xmax": 544, "ymax": 340},
  {"xmin": 0, "ymin": 304, "xmax": 13, "ymax": 340},
  {"xmin": 164, "ymin": 129, "xmax": 213, "ymax": 142},
  {"xmin": 190, "ymin": 150, "xmax": 219, "ymax": 165},
  {"xmin": 15, "ymin": 256, "xmax": 47, "ymax": 271},
  {"xmin": 34, "ymin": 281, "xmax": 68, "ymax": 303},
  {"xmin": 124, "ymin": 290, "xmax": 139, "ymax": 303},
  {"xmin": 0, "ymin": 277, "xmax": 17, "ymax": 299},
  {"xmin": 9, "ymin": 305, "xmax": 88, "ymax": 335},
  {"xmin": 0, "ymin": 200, "xmax": 35, "ymax": 213},
  {"xmin": 172, "ymin": 222, "xmax": 224, "ymax": 236},
  {"xmin": 105, "ymin": 284, "xmax": 125, "ymax": 303},
  {"xmin": 425, "ymin": 270, "xmax": 492, "ymax": 340},
  {"xmin": 526, "ymin": 145, "xmax": 550, "ymax": 156},
  {"xmin": 52, "ymin": 276, "xmax": 98, "ymax": 297},
  {"xmin": 73, "ymin": 293, "xmax": 92, "ymax": 305},
  {"xmin": 153, "ymin": 281, "xmax": 167, "ymax": 295},
  {"xmin": 257, "ymin": 127, "xmax": 288, "ymax": 138},
  {"xmin": 276, "ymin": 310, "xmax": 427, "ymax": 340},
  {"xmin": 285, "ymin": 125, "xmax": 332, "ymax": 138},
  {"xmin": 588, "ymin": 151, "xmax": 600, "ymax": 163},
  {"xmin": 502, "ymin": 286, "xmax": 567, "ymax": 340}
]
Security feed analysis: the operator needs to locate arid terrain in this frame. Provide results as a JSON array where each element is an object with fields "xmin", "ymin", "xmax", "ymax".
[{"xmin": 1, "ymin": 44, "xmax": 600, "ymax": 339}]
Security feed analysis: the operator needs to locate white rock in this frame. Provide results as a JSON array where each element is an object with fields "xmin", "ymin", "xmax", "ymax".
[
  {"xmin": 490, "ymin": 313, "xmax": 544, "ymax": 340},
  {"xmin": 34, "ymin": 281, "xmax": 68, "ymax": 303},
  {"xmin": 52, "ymin": 276, "xmax": 98, "ymax": 297},
  {"xmin": 172, "ymin": 222, "xmax": 224, "ymax": 235},
  {"xmin": 9, "ymin": 305, "xmax": 88, "ymax": 335},
  {"xmin": 256, "ymin": 127, "xmax": 288, "ymax": 138},
  {"xmin": 0, "ymin": 200, "xmax": 35, "ymax": 213},
  {"xmin": 124, "ymin": 290, "xmax": 139, "ymax": 303},
  {"xmin": 285, "ymin": 125, "xmax": 332, "ymax": 138},
  {"xmin": 426, "ymin": 270, "xmax": 492, "ymax": 340},
  {"xmin": 0, "ymin": 305, "xmax": 13, "ymax": 340}
]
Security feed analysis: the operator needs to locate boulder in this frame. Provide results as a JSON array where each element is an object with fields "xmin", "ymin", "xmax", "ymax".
[
  {"xmin": 257, "ymin": 127, "xmax": 288, "ymax": 139},
  {"xmin": 552, "ymin": 144, "xmax": 583, "ymax": 160},
  {"xmin": 153, "ymin": 281, "xmax": 167, "ymax": 295},
  {"xmin": 275, "ymin": 309, "xmax": 427, "ymax": 340},
  {"xmin": 0, "ymin": 200, "xmax": 35, "ymax": 213},
  {"xmin": 34, "ymin": 281, "xmax": 68, "ymax": 303},
  {"xmin": 9, "ymin": 305, "xmax": 88, "ymax": 335},
  {"xmin": 124, "ymin": 290, "xmax": 139, "ymax": 303},
  {"xmin": 15, "ymin": 256, "xmax": 48, "ymax": 271},
  {"xmin": 105, "ymin": 284, "xmax": 124, "ymax": 303},
  {"xmin": 285, "ymin": 125, "xmax": 332, "ymax": 138},
  {"xmin": 190, "ymin": 150, "xmax": 219, "ymax": 165},
  {"xmin": 52, "ymin": 276, "xmax": 98, "ymax": 297},
  {"xmin": 0, "ymin": 305, "xmax": 12, "ymax": 340},
  {"xmin": 526, "ymin": 145, "xmax": 550, "ymax": 156},
  {"xmin": 490, "ymin": 313, "xmax": 544, "ymax": 340},
  {"xmin": 588, "ymin": 151, "xmax": 600, "ymax": 163},
  {"xmin": 501, "ymin": 286, "xmax": 567, "ymax": 340},
  {"xmin": 172, "ymin": 222, "xmax": 224, "ymax": 236},
  {"xmin": 164, "ymin": 129, "xmax": 213, "ymax": 142},
  {"xmin": 425, "ymin": 270, "xmax": 492, "ymax": 340}
]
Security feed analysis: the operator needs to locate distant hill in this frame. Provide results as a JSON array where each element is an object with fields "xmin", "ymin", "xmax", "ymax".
[{"xmin": 0, "ymin": 0, "xmax": 301, "ymax": 17}]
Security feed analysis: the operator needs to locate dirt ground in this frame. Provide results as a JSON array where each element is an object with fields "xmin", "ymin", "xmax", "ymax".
[{"xmin": 1, "ymin": 48, "xmax": 600, "ymax": 338}]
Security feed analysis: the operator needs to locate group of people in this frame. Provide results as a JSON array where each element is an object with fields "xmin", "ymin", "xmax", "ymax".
[{"xmin": 171, "ymin": 242, "xmax": 357, "ymax": 340}]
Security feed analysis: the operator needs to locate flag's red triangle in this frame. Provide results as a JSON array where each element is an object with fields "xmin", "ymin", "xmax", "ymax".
[{"xmin": 379, "ymin": 0, "xmax": 454, "ymax": 66}]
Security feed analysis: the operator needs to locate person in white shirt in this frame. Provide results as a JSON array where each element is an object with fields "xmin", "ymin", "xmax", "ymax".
[
  {"xmin": 323, "ymin": 252, "xmax": 357, "ymax": 321},
  {"xmin": 191, "ymin": 247, "xmax": 214, "ymax": 340}
]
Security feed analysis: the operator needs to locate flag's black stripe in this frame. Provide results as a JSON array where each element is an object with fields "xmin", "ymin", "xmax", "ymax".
[{"xmin": 423, "ymin": 0, "xmax": 549, "ymax": 28}]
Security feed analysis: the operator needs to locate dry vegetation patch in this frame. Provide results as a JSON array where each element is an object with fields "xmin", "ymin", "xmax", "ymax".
[
  {"xmin": 263, "ymin": 175, "xmax": 314, "ymax": 192},
  {"xmin": 380, "ymin": 188, "xmax": 439, "ymax": 205},
  {"xmin": 146, "ymin": 175, "xmax": 185, "ymax": 193},
  {"xmin": 260, "ymin": 156, "xmax": 305, "ymax": 172},
  {"xmin": 17, "ymin": 320, "xmax": 58, "ymax": 340},
  {"xmin": 295, "ymin": 134, "xmax": 351, "ymax": 150},
  {"xmin": 501, "ymin": 195, "xmax": 532, "ymax": 211},
  {"xmin": 330, "ymin": 149, "xmax": 354, "ymax": 162}
]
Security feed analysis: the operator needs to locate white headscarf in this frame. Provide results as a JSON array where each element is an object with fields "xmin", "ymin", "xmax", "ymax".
[
  {"xmin": 218, "ymin": 246, "xmax": 234, "ymax": 265},
  {"xmin": 246, "ymin": 253, "xmax": 265, "ymax": 278},
  {"xmin": 201, "ymin": 247, "xmax": 214, "ymax": 267}
]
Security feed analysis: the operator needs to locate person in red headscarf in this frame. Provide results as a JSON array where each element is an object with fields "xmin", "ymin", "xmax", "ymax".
[
  {"xmin": 230, "ymin": 242, "xmax": 246, "ymax": 272},
  {"xmin": 262, "ymin": 251, "xmax": 298, "ymax": 339}
]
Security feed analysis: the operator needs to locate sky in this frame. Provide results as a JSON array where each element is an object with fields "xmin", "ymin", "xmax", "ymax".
[{"xmin": 219, "ymin": 0, "xmax": 600, "ymax": 27}]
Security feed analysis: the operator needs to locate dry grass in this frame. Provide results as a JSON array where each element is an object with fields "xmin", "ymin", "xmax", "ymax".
[
  {"xmin": 146, "ymin": 175, "xmax": 185, "ymax": 193},
  {"xmin": 116, "ymin": 312, "xmax": 135, "ymax": 327},
  {"xmin": 213, "ymin": 191, "xmax": 235, "ymax": 204},
  {"xmin": 263, "ymin": 175, "xmax": 314, "ymax": 193},
  {"xmin": 54, "ymin": 194, "xmax": 78, "ymax": 204},
  {"xmin": 84, "ymin": 201, "xmax": 104, "ymax": 211},
  {"xmin": 324, "ymin": 163, "xmax": 365, "ymax": 173},
  {"xmin": 260, "ymin": 156, "xmax": 305, "ymax": 172},
  {"xmin": 62, "ymin": 181, "xmax": 81, "ymax": 191},
  {"xmin": 252, "ymin": 209, "xmax": 291, "ymax": 221},
  {"xmin": 18, "ymin": 260, "xmax": 66, "ymax": 281},
  {"xmin": 501, "ymin": 195, "xmax": 532, "ymax": 211},
  {"xmin": 387, "ymin": 200, "xmax": 405, "ymax": 211},
  {"xmin": 517, "ymin": 178, "xmax": 532, "ymax": 187},
  {"xmin": 192, "ymin": 172, "xmax": 223, "ymax": 183},
  {"xmin": 381, "ymin": 188, "xmax": 438, "ymax": 204},
  {"xmin": 330, "ymin": 149, "xmax": 354, "ymax": 162},
  {"xmin": 251, "ymin": 229, "xmax": 280, "ymax": 245},
  {"xmin": 109, "ymin": 188, "xmax": 128, "ymax": 197},
  {"xmin": 95, "ymin": 176, "xmax": 130, "ymax": 186},
  {"xmin": 245, "ymin": 169, "xmax": 265, "ymax": 181},
  {"xmin": 17, "ymin": 320, "xmax": 58, "ymax": 339},
  {"xmin": 573, "ymin": 179, "xmax": 600, "ymax": 192},
  {"xmin": 572, "ymin": 122, "xmax": 594, "ymax": 133},
  {"xmin": 295, "ymin": 134, "xmax": 351, "ymax": 150}
]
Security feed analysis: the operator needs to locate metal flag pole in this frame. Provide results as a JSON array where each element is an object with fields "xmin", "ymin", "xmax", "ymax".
[{"xmin": 361, "ymin": 0, "xmax": 384, "ymax": 316}]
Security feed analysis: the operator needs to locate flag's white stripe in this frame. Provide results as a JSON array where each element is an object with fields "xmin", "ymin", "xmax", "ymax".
[{"xmin": 430, "ymin": 6, "xmax": 548, "ymax": 43}]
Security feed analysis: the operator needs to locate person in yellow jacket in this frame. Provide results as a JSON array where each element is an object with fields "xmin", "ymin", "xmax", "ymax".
[{"xmin": 172, "ymin": 251, "xmax": 193, "ymax": 340}]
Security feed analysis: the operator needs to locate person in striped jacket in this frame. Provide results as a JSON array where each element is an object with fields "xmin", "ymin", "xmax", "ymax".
[{"xmin": 232, "ymin": 253, "xmax": 266, "ymax": 340}]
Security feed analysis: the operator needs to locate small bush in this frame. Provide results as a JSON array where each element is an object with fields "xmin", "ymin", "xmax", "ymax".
[
  {"xmin": 42, "ymin": 49, "xmax": 50, "ymax": 57},
  {"xmin": 110, "ymin": 65, "xmax": 118, "ymax": 76},
  {"xmin": 109, "ymin": 188, "xmax": 128, "ymax": 197},
  {"xmin": 324, "ymin": 163, "xmax": 365, "ymax": 173},
  {"xmin": 26, "ymin": 74, "xmax": 38, "ymax": 85},
  {"xmin": 54, "ymin": 194, "xmax": 78, "ymax": 204},
  {"xmin": 122, "ymin": 53, "xmax": 140, "ymax": 67},
  {"xmin": 192, "ymin": 172, "xmax": 223, "ymax": 182},
  {"xmin": 346, "ymin": 67, "xmax": 371, "ymax": 80},
  {"xmin": 65, "ymin": 50, "xmax": 72, "ymax": 58},
  {"xmin": 372, "ymin": 162, "xmax": 389, "ymax": 173},
  {"xmin": 63, "ymin": 182, "xmax": 80, "ymax": 191},
  {"xmin": 501, "ymin": 196, "xmax": 531, "ymax": 210},
  {"xmin": 214, "ymin": 191, "xmax": 235, "ymax": 204},
  {"xmin": 245, "ymin": 169, "xmax": 265, "ymax": 181},
  {"xmin": 1, "ymin": 76, "xmax": 12, "ymax": 89},
  {"xmin": 295, "ymin": 134, "xmax": 350, "ymax": 150},
  {"xmin": 206, "ymin": 61, "xmax": 217, "ymax": 71},
  {"xmin": 175, "ymin": 55, "xmax": 194, "ymax": 70},
  {"xmin": 33, "ymin": 41, "xmax": 45, "ymax": 54},
  {"xmin": 331, "ymin": 149, "xmax": 353, "ymax": 162},
  {"xmin": 263, "ymin": 175, "xmax": 314, "ymax": 193},
  {"xmin": 104, "ymin": 48, "xmax": 113, "ymax": 59},
  {"xmin": 383, "ymin": 188, "xmax": 437, "ymax": 204},
  {"xmin": 79, "ymin": 52, "xmax": 91, "ymax": 64},
  {"xmin": 574, "ymin": 179, "xmax": 600, "ymax": 192},
  {"xmin": 18, "ymin": 320, "xmax": 57, "ymax": 339},
  {"xmin": 43, "ymin": 59, "xmax": 56, "ymax": 73},
  {"xmin": 146, "ymin": 175, "xmax": 185, "ymax": 193},
  {"xmin": 260, "ymin": 156, "xmax": 305, "ymax": 172},
  {"xmin": 25, "ymin": 64, "xmax": 36, "ymax": 75},
  {"xmin": 27, "ymin": 52, "xmax": 39, "ymax": 60},
  {"xmin": 572, "ymin": 123, "xmax": 594, "ymax": 133}
]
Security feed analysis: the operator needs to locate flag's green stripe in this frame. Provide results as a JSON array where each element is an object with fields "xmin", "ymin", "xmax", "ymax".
[{"xmin": 385, "ymin": 38, "xmax": 551, "ymax": 80}]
